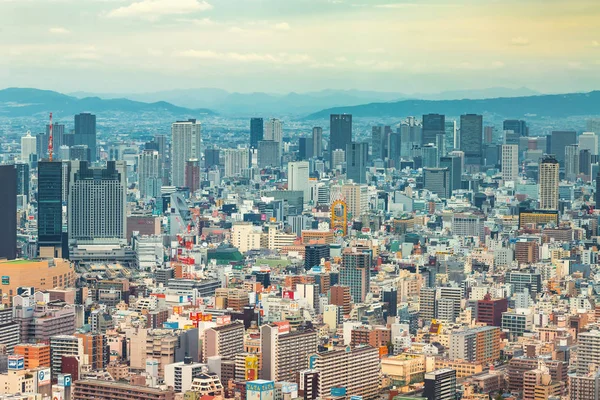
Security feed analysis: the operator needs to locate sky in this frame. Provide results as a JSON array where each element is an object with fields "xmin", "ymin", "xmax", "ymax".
[{"xmin": 0, "ymin": 0, "xmax": 599, "ymax": 94}]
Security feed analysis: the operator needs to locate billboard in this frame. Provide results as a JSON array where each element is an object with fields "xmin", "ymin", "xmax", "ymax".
[
  {"xmin": 1, "ymin": 276, "xmax": 9, "ymax": 285},
  {"xmin": 274, "ymin": 321, "xmax": 290, "ymax": 334},
  {"xmin": 216, "ymin": 315, "xmax": 231, "ymax": 325},
  {"xmin": 282, "ymin": 290, "xmax": 295, "ymax": 300},
  {"xmin": 8, "ymin": 355, "xmax": 24, "ymax": 370},
  {"xmin": 37, "ymin": 368, "xmax": 51, "ymax": 386}
]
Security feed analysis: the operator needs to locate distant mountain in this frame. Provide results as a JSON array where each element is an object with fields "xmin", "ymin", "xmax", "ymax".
[
  {"xmin": 68, "ymin": 87, "xmax": 539, "ymax": 116},
  {"xmin": 0, "ymin": 88, "xmax": 213, "ymax": 118},
  {"xmin": 306, "ymin": 91, "xmax": 600, "ymax": 120}
]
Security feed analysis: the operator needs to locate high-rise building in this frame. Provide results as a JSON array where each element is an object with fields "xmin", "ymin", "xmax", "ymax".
[
  {"xmin": 184, "ymin": 159, "xmax": 200, "ymax": 193},
  {"xmin": 460, "ymin": 114, "xmax": 483, "ymax": 166},
  {"xmin": 0, "ymin": 165, "xmax": 17, "ymax": 260},
  {"xmin": 331, "ymin": 149, "xmax": 345, "ymax": 170},
  {"xmin": 329, "ymin": 285, "xmax": 351, "ymax": 316},
  {"xmin": 68, "ymin": 161, "xmax": 126, "ymax": 244},
  {"xmin": 579, "ymin": 149, "xmax": 592, "ymax": 181},
  {"xmin": 539, "ymin": 155, "xmax": 559, "ymax": 210},
  {"xmin": 578, "ymin": 132, "xmax": 598, "ymax": 155},
  {"xmin": 250, "ymin": 118, "xmax": 264, "ymax": 148},
  {"xmin": 14, "ymin": 344, "xmax": 51, "ymax": 369},
  {"xmin": 15, "ymin": 162, "xmax": 29, "ymax": 197},
  {"xmin": 258, "ymin": 140, "xmax": 281, "ymax": 168},
  {"xmin": 371, "ymin": 126, "xmax": 386, "ymax": 160},
  {"xmin": 205, "ymin": 147, "xmax": 220, "ymax": 169},
  {"xmin": 501, "ymin": 144, "xmax": 519, "ymax": 182},
  {"xmin": 21, "ymin": 131, "xmax": 37, "ymax": 163},
  {"xmin": 341, "ymin": 183, "xmax": 368, "ymax": 218},
  {"xmin": 449, "ymin": 326, "xmax": 501, "ymax": 365},
  {"xmin": 203, "ymin": 322, "xmax": 245, "ymax": 362},
  {"xmin": 74, "ymin": 113, "xmax": 97, "ymax": 161},
  {"xmin": 0, "ymin": 308, "xmax": 19, "ymax": 353},
  {"xmin": 305, "ymin": 244, "xmax": 329, "ymax": 270},
  {"xmin": 38, "ymin": 161, "xmax": 64, "ymax": 258},
  {"xmin": 260, "ymin": 325, "xmax": 317, "ymax": 382},
  {"xmin": 46, "ymin": 123, "xmax": 65, "ymax": 155},
  {"xmin": 565, "ymin": 144, "xmax": 580, "ymax": 181},
  {"xmin": 298, "ymin": 137, "xmax": 312, "ymax": 160},
  {"xmin": 138, "ymin": 149, "xmax": 161, "ymax": 199},
  {"xmin": 445, "ymin": 120, "xmax": 457, "ymax": 152},
  {"xmin": 570, "ymin": 371, "xmax": 600, "ymax": 400},
  {"xmin": 223, "ymin": 148, "xmax": 249, "ymax": 177},
  {"xmin": 329, "ymin": 114, "xmax": 352, "ymax": 166},
  {"xmin": 265, "ymin": 118, "xmax": 283, "ymax": 155},
  {"xmin": 439, "ymin": 156, "xmax": 461, "ymax": 195},
  {"xmin": 288, "ymin": 161, "xmax": 310, "ymax": 204},
  {"xmin": 339, "ymin": 249, "xmax": 371, "ymax": 303},
  {"xmin": 550, "ymin": 130, "xmax": 577, "ymax": 166},
  {"xmin": 423, "ymin": 114, "xmax": 445, "ymax": 146},
  {"xmin": 577, "ymin": 330, "xmax": 600, "ymax": 375},
  {"xmin": 312, "ymin": 127, "xmax": 323, "ymax": 158},
  {"xmin": 422, "ymin": 144, "xmax": 438, "ymax": 168},
  {"xmin": 423, "ymin": 368, "xmax": 457, "ymax": 400},
  {"xmin": 476, "ymin": 297, "xmax": 508, "ymax": 327},
  {"xmin": 503, "ymin": 120, "xmax": 528, "ymax": 137},
  {"xmin": 423, "ymin": 167, "xmax": 450, "ymax": 198},
  {"xmin": 346, "ymin": 142, "xmax": 368, "ymax": 184},
  {"xmin": 171, "ymin": 119, "xmax": 202, "ymax": 187},
  {"xmin": 50, "ymin": 335, "xmax": 84, "ymax": 377}
]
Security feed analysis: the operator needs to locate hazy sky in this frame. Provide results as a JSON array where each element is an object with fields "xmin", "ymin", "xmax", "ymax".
[{"xmin": 1, "ymin": 0, "xmax": 599, "ymax": 94}]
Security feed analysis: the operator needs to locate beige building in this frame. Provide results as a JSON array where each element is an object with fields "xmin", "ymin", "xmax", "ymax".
[
  {"xmin": 0, "ymin": 369, "xmax": 35, "ymax": 395},
  {"xmin": 341, "ymin": 183, "xmax": 368, "ymax": 218},
  {"xmin": 539, "ymin": 155, "xmax": 559, "ymax": 210},
  {"xmin": 231, "ymin": 223, "xmax": 262, "ymax": 253},
  {"xmin": 381, "ymin": 354, "xmax": 426, "ymax": 388}
]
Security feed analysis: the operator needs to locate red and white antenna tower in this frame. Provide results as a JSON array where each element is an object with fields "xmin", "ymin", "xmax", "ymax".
[{"xmin": 48, "ymin": 113, "xmax": 53, "ymax": 161}]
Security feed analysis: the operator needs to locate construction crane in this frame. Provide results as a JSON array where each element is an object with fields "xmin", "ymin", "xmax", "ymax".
[{"xmin": 48, "ymin": 112, "xmax": 53, "ymax": 161}]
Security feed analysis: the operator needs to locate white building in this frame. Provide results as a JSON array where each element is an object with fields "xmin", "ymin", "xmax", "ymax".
[
  {"xmin": 231, "ymin": 223, "xmax": 262, "ymax": 253},
  {"xmin": 171, "ymin": 119, "xmax": 201, "ymax": 187},
  {"xmin": 579, "ymin": 131, "xmax": 598, "ymax": 155},
  {"xmin": 287, "ymin": 161, "xmax": 310, "ymax": 205},
  {"xmin": 164, "ymin": 359, "xmax": 207, "ymax": 393},
  {"xmin": 223, "ymin": 148, "xmax": 249, "ymax": 178},
  {"xmin": 138, "ymin": 149, "xmax": 161, "ymax": 198},
  {"xmin": 21, "ymin": 131, "xmax": 37, "ymax": 163},
  {"xmin": 501, "ymin": 144, "xmax": 519, "ymax": 182}
]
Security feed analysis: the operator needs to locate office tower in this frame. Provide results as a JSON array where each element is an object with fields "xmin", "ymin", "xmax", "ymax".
[
  {"xmin": 388, "ymin": 131, "xmax": 401, "ymax": 167},
  {"xmin": 21, "ymin": 131, "xmax": 37, "ymax": 163},
  {"xmin": 565, "ymin": 144, "xmax": 580, "ymax": 180},
  {"xmin": 550, "ymin": 130, "xmax": 577, "ymax": 166},
  {"xmin": 305, "ymin": 244, "xmax": 329, "ymax": 270},
  {"xmin": 452, "ymin": 213, "xmax": 485, "ymax": 240},
  {"xmin": 580, "ymin": 149, "xmax": 592, "ymax": 181},
  {"xmin": 298, "ymin": 137, "xmax": 311, "ymax": 160},
  {"xmin": 185, "ymin": 159, "xmax": 200, "ymax": 193},
  {"xmin": 339, "ymin": 249, "xmax": 371, "ymax": 303},
  {"xmin": 38, "ymin": 161, "xmax": 64, "ymax": 257},
  {"xmin": 371, "ymin": 126, "xmax": 385, "ymax": 160},
  {"xmin": 329, "ymin": 114, "xmax": 352, "ymax": 166},
  {"xmin": 579, "ymin": 132, "xmax": 598, "ymax": 155},
  {"xmin": 423, "ymin": 167, "xmax": 450, "ymax": 198},
  {"xmin": 423, "ymin": 369, "xmax": 457, "ymax": 400},
  {"xmin": 138, "ymin": 149, "xmax": 161, "ymax": 199},
  {"xmin": 422, "ymin": 114, "xmax": 445, "ymax": 146},
  {"xmin": 346, "ymin": 142, "xmax": 368, "ymax": 184},
  {"xmin": 312, "ymin": 127, "xmax": 323, "ymax": 158},
  {"xmin": 15, "ymin": 162, "xmax": 29, "ymax": 197},
  {"xmin": 288, "ymin": 161, "xmax": 310, "ymax": 204},
  {"xmin": 383, "ymin": 288, "xmax": 398, "ymax": 318},
  {"xmin": 577, "ymin": 330, "xmax": 600, "ymax": 375},
  {"xmin": 250, "ymin": 117, "xmax": 264, "ymax": 148},
  {"xmin": 205, "ymin": 147, "xmax": 220, "ymax": 169},
  {"xmin": 439, "ymin": 156, "xmax": 461, "ymax": 195},
  {"xmin": 260, "ymin": 325, "xmax": 317, "ymax": 382},
  {"xmin": 503, "ymin": 120, "xmax": 528, "ymax": 137},
  {"xmin": 68, "ymin": 161, "xmax": 126, "ymax": 243},
  {"xmin": 203, "ymin": 322, "xmax": 245, "ymax": 362},
  {"xmin": 449, "ymin": 326, "xmax": 500, "ymax": 364},
  {"xmin": 74, "ymin": 113, "xmax": 97, "ymax": 161},
  {"xmin": 330, "ymin": 285, "xmax": 352, "ymax": 315},
  {"xmin": 258, "ymin": 140, "xmax": 280, "ymax": 168},
  {"xmin": 331, "ymin": 149, "xmax": 345, "ymax": 170},
  {"xmin": 341, "ymin": 183, "xmax": 368, "ymax": 218},
  {"xmin": 501, "ymin": 144, "xmax": 519, "ymax": 182},
  {"xmin": 311, "ymin": 346, "xmax": 379, "ymax": 399},
  {"xmin": 46, "ymin": 123, "xmax": 65, "ymax": 155},
  {"xmin": 36, "ymin": 132, "xmax": 49, "ymax": 160},
  {"xmin": 171, "ymin": 119, "xmax": 201, "ymax": 187},
  {"xmin": 460, "ymin": 114, "xmax": 483, "ymax": 166},
  {"xmin": 223, "ymin": 148, "xmax": 249, "ymax": 177},
  {"xmin": 422, "ymin": 144, "xmax": 438, "ymax": 168},
  {"xmin": 0, "ymin": 165, "xmax": 17, "ymax": 260},
  {"xmin": 484, "ymin": 126, "xmax": 494, "ymax": 144},
  {"xmin": 476, "ymin": 297, "xmax": 508, "ymax": 327},
  {"xmin": 539, "ymin": 155, "xmax": 559, "ymax": 210},
  {"xmin": 436, "ymin": 132, "xmax": 446, "ymax": 158},
  {"xmin": 265, "ymin": 118, "xmax": 283, "ymax": 157},
  {"xmin": 445, "ymin": 120, "xmax": 457, "ymax": 152},
  {"xmin": 69, "ymin": 144, "xmax": 91, "ymax": 161}
]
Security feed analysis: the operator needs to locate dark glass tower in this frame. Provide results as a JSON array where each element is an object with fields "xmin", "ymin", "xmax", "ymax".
[
  {"xmin": 439, "ymin": 155, "xmax": 462, "ymax": 194},
  {"xmin": 329, "ymin": 114, "xmax": 352, "ymax": 166},
  {"xmin": 0, "ymin": 165, "xmax": 17, "ymax": 260},
  {"xmin": 74, "ymin": 113, "xmax": 97, "ymax": 161},
  {"xmin": 346, "ymin": 142, "xmax": 368, "ymax": 184},
  {"xmin": 460, "ymin": 114, "xmax": 483, "ymax": 165},
  {"xmin": 38, "ymin": 161, "xmax": 64, "ymax": 256},
  {"xmin": 15, "ymin": 163, "xmax": 29, "ymax": 197},
  {"xmin": 250, "ymin": 118, "xmax": 264, "ymax": 149},
  {"xmin": 422, "ymin": 114, "xmax": 445, "ymax": 146},
  {"xmin": 550, "ymin": 130, "xmax": 577, "ymax": 167},
  {"xmin": 503, "ymin": 120, "xmax": 528, "ymax": 136}
]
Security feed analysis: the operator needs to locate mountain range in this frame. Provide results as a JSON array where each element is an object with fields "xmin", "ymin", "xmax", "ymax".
[
  {"xmin": 306, "ymin": 90, "xmax": 600, "ymax": 120},
  {"xmin": 68, "ymin": 87, "xmax": 540, "ymax": 116},
  {"xmin": 0, "ymin": 88, "xmax": 212, "ymax": 118}
]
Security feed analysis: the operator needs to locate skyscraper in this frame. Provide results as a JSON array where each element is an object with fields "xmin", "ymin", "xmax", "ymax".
[
  {"xmin": 312, "ymin": 127, "xmax": 323, "ymax": 158},
  {"xmin": 68, "ymin": 161, "xmax": 127, "ymax": 243},
  {"xmin": 550, "ymin": 130, "xmax": 577, "ymax": 166},
  {"xmin": 460, "ymin": 114, "xmax": 483, "ymax": 166},
  {"xmin": 422, "ymin": 114, "xmax": 445, "ymax": 146},
  {"xmin": 185, "ymin": 159, "xmax": 200, "ymax": 193},
  {"xmin": 503, "ymin": 120, "xmax": 528, "ymax": 137},
  {"xmin": 258, "ymin": 140, "xmax": 280, "ymax": 168},
  {"xmin": 422, "ymin": 144, "xmax": 438, "ymax": 168},
  {"xmin": 346, "ymin": 142, "xmax": 368, "ymax": 184},
  {"xmin": 445, "ymin": 120, "xmax": 457, "ymax": 152},
  {"xmin": 305, "ymin": 244, "xmax": 329, "ymax": 270},
  {"xmin": 331, "ymin": 149, "xmax": 345, "ymax": 170},
  {"xmin": 264, "ymin": 118, "xmax": 283, "ymax": 155},
  {"xmin": 138, "ymin": 150, "xmax": 161, "ymax": 199},
  {"xmin": 298, "ymin": 137, "xmax": 312, "ymax": 160},
  {"xmin": 565, "ymin": 144, "xmax": 580, "ymax": 181},
  {"xmin": 339, "ymin": 249, "xmax": 371, "ymax": 303},
  {"xmin": 46, "ymin": 123, "xmax": 65, "ymax": 156},
  {"xmin": 38, "ymin": 161, "xmax": 64, "ymax": 257},
  {"xmin": 579, "ymin": 132, "xmax": 598, "ymax": 156},
  {"xmin": 371, "ymin": 126, "xmax": 385, "ymax": 160},
  {"xmin": 329, "ymin": 114, "xmax": 352, "ymax": 166},
  {"xmin": 250, "ymin": 118, "xmax": 264, "ymax": 149},
  {"xmin": 501, "ymin": 144, "xmax": 519, "ymax": 182},
  {"xmin": 439, "ymin": 156, "xmax": 461, "ymax": 195},
  {"xmin": 74, "ymin": 113, "xmax": 97, "ymax": 162},
  {"xmin": 423, "ymin": 369, "xmax": 457, "ymax": 400},
  {"xmin": 288, "ymin": 161, "xmax": 310, "ymax": 204},
  {"xmin": 223, "ymin": 148, "xmax": 249, "ymax": 177},
  {"xmin": 171, "ymin": 119, "xmax": 202, "ymax": 187},
  {"xmin": 423, "ymin": 167, "xmax": 450, "ymax": 198},
  {"xmin": 15, "ymin": 163, "xmax": 29, "ymax": 197},
  {"xmin": 0, "ymin": 165, "xmax": 16, "ymax": 260},
  {"xmin": 539, "ymin": 155, "xmax": 559, "ymax": 210},
  {"xmin": 21, "ymin": 131, "xmax": 36, "ymax": 164}
]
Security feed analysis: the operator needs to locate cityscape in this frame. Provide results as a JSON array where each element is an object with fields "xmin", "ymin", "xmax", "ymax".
[{"xmin": 1, "ymin": 1, "xmax": 600, "ymax": 400}]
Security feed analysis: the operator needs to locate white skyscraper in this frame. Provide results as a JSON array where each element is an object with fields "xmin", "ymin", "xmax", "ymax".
[
  {"xmin": 265, "ymin": 118, "xmax": 283, "ymax": 154},
  {"xmin": 138, "ymin": 149, "xmax": 161, "ymax": 198},
  {"xmin": 224, "ymin": 148, "xmax": 249, "ymax": 177},
  {"xmin": 501, "ymin": 144, "xmax": 519, "ymax": 182},
  {"xmin": 331, "ymin": 149, "xmax": 345, "ymax": 170},
  {"xmin": 288, "ymin": 161, "xmax": 310, "ymax": 204},
  {"xmin": 171, "ymin": 119, "xmax": 201, "ymax": 187},
  {"xmin": 579, "ymin": 132, "xmax": 598, "ymax": 156},
  {"xmin": 21, "ymin": 131, "xmax": 37, "ymax": 163}
]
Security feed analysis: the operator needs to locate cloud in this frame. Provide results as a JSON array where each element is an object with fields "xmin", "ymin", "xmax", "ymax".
[
  {"xmin": 176, "ymin": 50, "xmax": 313, "ymax": 64},
  {"xmin": 108, "ymin": 0, "xmax": 212, "ymax": 20},
  {"xmin": 49, "ymin": 27, "xmax": 70, "ymax": 34},
  {"xmin": 511, "ymin": 37, "xmax": 530, "ymax": 46},
  {"xmin": 592, "ymin": 40, "xmax": 600, "ymax": 48},
  {"xmin": 274, "ymin": 22, "xmax": 291, "ymax": 31}
]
